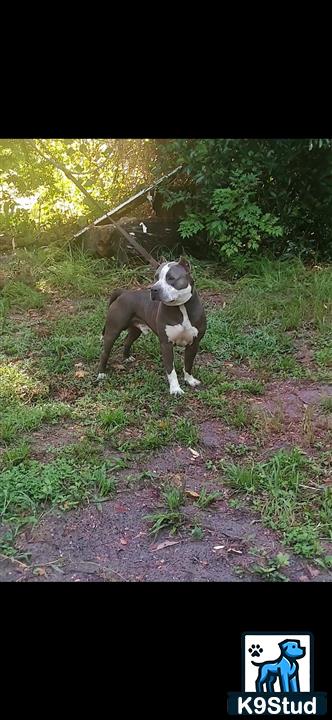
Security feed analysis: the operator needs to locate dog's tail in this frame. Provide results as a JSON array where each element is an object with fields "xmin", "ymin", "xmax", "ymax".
[{"xmin": 100, "ymin": 289, "xmax": 124, "ymax": 338}]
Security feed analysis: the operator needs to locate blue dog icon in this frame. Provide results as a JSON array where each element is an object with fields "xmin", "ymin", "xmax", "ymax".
[{"xmin": 252, "ymin": 639, "xmax": 306, "ymax": 693}]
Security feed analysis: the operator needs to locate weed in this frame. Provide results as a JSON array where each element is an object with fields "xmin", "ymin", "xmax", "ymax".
[
  {"xmin": 191, "ymin": 525, "xmax": 204, "ymax": 540},
  {"xmin": 196, "ymin": 488, "xmax": 221, "ymax": 509}
]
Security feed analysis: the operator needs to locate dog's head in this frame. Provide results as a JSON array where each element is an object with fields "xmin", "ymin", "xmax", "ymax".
[
  {"xmin": 279, "ymin": 640, "xmax": 306, "ymax": 660},
  {"xmin": 150, "ymin": 256, "xmax": 193, "ymax": 305}
]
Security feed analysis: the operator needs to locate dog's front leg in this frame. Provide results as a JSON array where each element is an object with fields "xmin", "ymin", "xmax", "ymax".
[
  {"xmin": 280, "ymin": 675, "xmax": 290, "ymax": 693},
  {"xmin": 184, "ymin": 337, "xmax": 201, "ymax": 387},
  {"xmin": 289, "ymin": 676, "xmax": 298, "ymax": 692},
  {"xmin": 160, "ymin": 341, "xmax": 184, "ymax": 396}
]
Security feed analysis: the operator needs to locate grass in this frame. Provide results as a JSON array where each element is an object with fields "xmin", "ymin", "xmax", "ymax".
[
  {"xmin": 0, "ymin": 402, "xmax": 71, "ymax": 442},
  {"xmin": 201, "ymin": 258, "xmax": 332, "ymax": 376},
  {"xmin": 320, "ymin": 396, "xmax": 332, "ymax": 414},
  {"xmin": 1, "ymin": 246, "xmax": 332, "ymax": 562},
  {"xmin": 145, "ymin": 485, "xmax": 186, "ymax": 536},
  {"xmin": 239, "ymin": 553, "xmax": 290, "ymax": 582},
  {"xmin": 0, "ymin": 456, "xmax": 118, "ymax": 530},
  {"xmin": 222, "ymin": 447, "xmax": 332, "ymax": 558},
  {"xmin": 196, "ymin": 488, "xmax": 221, "ymax": 509}
]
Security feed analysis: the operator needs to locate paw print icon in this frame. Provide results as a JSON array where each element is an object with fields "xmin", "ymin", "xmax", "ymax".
[{"xmin": 248, "ymin": 644, "xmax": 263, "ymax": 658}]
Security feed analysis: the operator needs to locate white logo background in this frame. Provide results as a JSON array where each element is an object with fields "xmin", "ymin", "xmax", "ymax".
[{"xmin": 244, "ymin": 634, "xmax": 311, "ymax": 692}]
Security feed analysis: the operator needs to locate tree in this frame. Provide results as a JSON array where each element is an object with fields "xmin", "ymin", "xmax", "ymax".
[{"xmin": 0, "ymin": 139, "xmax": 161, "ymax": 247}]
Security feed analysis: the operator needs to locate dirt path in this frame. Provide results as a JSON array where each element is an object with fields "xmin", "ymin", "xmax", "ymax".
[{"xmin": 1, "ymin": 482, "xmax": 330, "ymax": 583}]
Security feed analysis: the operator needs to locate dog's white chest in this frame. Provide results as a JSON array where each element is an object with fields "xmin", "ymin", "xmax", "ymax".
[{"xmin": 165, "ymin": 306, "xmax": 198, "ymax": 347}]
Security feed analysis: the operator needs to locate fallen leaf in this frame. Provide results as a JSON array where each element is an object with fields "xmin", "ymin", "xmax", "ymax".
[
  {"xmin": 153, "ymin": 540, "xmax": 180, "ymax": 551},
  {"xmin": 186, "ymin": 490, "xmax": 200, "ymax": 498},
  {"xmin": 189, "ymin": 448, "xmax": 200, "ymax": 458},
  {"xmin": 120, "ymin": 538, "xmax": 128, "ymax": 546},
  {"xmin": 75, "ymin": 369, "xmax": 87, "ymax": 379},
  {"xmin": 75, "ymin": 362, "xmax": 84, "ymax": 368},
  {"xmin": 213, "ymin": 545, "xmax": 225, "ymax": 550},
  {"xmin": 113, "ymin": 363, "xmax": 125, "ymax": 371}
]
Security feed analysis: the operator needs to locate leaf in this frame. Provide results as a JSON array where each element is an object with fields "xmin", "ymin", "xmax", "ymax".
[
  {"xmin": 189, "ymin": 448, "xmax": 200, "ymax": 458},
  {"xmin": 213, "ymin": 545, "xmax": 225, "ymax": 550},
  {"xmin": 186, "ymin": 490, "xmax": 200, "ymax": 498},
  {"xmin": 120, "ymin": 537, "xmax": 128, "ymax": 545},
  {"xmin": 75, "ymin": 369, "xmax": 87, "ymax": 378},
  {"xmin": 153, "ymin": 540, "xmax": 180, "ymax": 551}
]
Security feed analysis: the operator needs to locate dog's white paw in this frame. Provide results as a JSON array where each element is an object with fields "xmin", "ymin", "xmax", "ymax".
[
  {"xmin": 168, "ymin": 369, "xmax": 184, "ymax": 396},
  {"xmin": 97, "ymin": 372, "xmax": 107, "ymax": 381},
  {"xmin": 170, "ymin": 386, "xmax": 185, "ymax": 396},
  {"xmin": 124, "ymin": 355, "xmax": 135, "ymax": 364},
  {"xmin": 184, "ymin": 372, "xmax": 201, "ymax": 387}
]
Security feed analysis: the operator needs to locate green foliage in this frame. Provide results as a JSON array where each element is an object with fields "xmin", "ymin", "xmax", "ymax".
[
  {"xmin": 206, "ymin": 171, "xmax": 283, "ymax": 257},
  {"xmin": 160, "ymin": 139, "xmax": 332, "ymax": 260}
]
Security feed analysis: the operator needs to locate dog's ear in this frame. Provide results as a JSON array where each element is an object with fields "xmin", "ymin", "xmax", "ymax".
[{"xmin": 178, "ymin": 255, "xmax": 191, "ymax": 272}]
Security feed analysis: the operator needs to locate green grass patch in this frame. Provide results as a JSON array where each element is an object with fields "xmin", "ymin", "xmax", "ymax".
[
  {"xmin": 222, "ymin": 447, "xmax": 332, "ymax": 559},
  {"xmin": 0, "ymin": 456, "xmax": 118, "ymax": 529},
  {"xmin": 0, "ymin": 402, "xmax": 71, "ymax": 442}
]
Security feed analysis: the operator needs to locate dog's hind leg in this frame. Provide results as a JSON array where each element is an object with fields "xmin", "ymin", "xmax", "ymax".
[
  {"xmin": 97, "ymin": 328, "xmax": 123, "ymax": 379},
  {"xmin": 255, "ymin": 667, "xmax": 269, "ymax": 693},
  {"xmin": 123, "ymin": 326, "xmax": 142, "ymax": 362},
  {"xmin": 267, "ymin": 677, "xmax": 276, "ymax": 693}
]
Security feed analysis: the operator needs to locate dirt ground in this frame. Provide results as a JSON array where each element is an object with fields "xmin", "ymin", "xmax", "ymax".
[{"xmin": 1, "ymin": 381, "xmax": 332, "ymax": 583}]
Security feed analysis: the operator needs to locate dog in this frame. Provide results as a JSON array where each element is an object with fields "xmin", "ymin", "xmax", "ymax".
[
  {"xmin": 252, "ymin": 639, "xmax": 306, "ymax": 693},
  {"xmin": 97, "ymin": 256, "xmax": 206, "ymax": 395}
]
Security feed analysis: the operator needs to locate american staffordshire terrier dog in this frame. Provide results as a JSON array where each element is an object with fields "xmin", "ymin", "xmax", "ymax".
[
  {"xmin": 252, "ymin": 639, "xmax": 306, "ymax": 693},
  {"xmin": 97, "ymin": 257, "xmax": 206, "ymax": 395}
]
